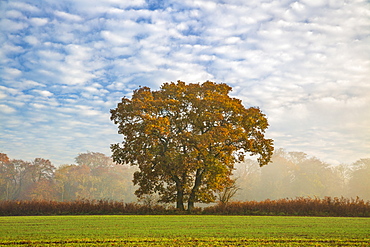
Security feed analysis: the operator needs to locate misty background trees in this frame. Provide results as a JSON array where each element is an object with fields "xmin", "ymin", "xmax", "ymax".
[
  {"xmin": 233, "ymin": 149, "xmax": 370, "ymax": 201},
  {"xmin": 0, "ymin": 152, "xmax": 136, "ymax": 202},
  {"xmin": 1, "ymin": 150, "xmax": 369, "ymax": 202}
]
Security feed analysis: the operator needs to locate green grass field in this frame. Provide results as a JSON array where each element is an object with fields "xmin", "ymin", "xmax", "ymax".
[{"xmin": 0, "ymin": 215, "xmax": 369, "ymax": 246}]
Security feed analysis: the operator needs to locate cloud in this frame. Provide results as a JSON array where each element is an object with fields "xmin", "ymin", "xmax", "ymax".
[
  {"xmin": 5, "ymin": 10, "xmax": 24, "ymax": 19},
  {"xmin": 101, "ymin": 30, "xmax": 135, "ymax": 46},
  {"xmin": 24, "ymin": 35, "xmax": 39, "ymax": 45},
  {"xmin": 0, "ymin": 0, "xmax": 369, "ymax": 165},
  {"xmin": 56, "ymin": 0, "xmax": 146, "ymax": 17},
  {"xmin": 54, "ymin": 10, "xmax": 83, "ymax": 22},
  {"xmin": 29, "ymin": 17, "xmax": 49, "ymax": 26},
  {"xmin": 7, "ymin": 1, "xmax": 40, "ymax": 12},
  {"xmin": 0, "ymin": 104, "xmax": 16, "ymax": 114},
  {"xmin": 300, "ymin": 0, "xmax": 327, "ymax": 8},
  {"xmin": 32, "ymin": 90, "xmax": 54, "ymax": 97},
  {"xmin": 0, "ymin": 18, "xmax": 28, "ymax": 32},
  {"xmin": 2, "ymin": 67, "xmax": 22, "ymax": 78}
]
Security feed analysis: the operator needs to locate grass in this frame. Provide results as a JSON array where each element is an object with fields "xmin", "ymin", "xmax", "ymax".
[{"xmin": 0, "ymin": 215, "xmax": 369, "ymax": 246}]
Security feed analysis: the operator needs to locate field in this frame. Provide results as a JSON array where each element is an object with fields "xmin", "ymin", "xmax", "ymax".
[{"xmin": 0, "ymin": 216, "xmax": 369, "ymax": 246}]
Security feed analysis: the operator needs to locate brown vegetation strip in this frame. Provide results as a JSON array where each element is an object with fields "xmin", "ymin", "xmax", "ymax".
[{"xmin": 0, "ymin": 196, "xmax": 369, "ymax": 216}]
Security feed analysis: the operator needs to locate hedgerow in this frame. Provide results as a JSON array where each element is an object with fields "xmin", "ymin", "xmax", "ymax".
[
  {"xmin": 0, "ymin": 199, "xmax": 171, "ymax": 216},
  {"xmin": 203, "ymin": 197, "xmax": 370, "ymax": 217},
  {"xmin": 0, "ymin": 197, "xmax": 369, "ymax": 216}
]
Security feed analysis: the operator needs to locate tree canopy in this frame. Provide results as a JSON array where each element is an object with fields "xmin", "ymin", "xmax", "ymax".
[{"xmin": 110, "ymin": 81, "xmax": 274, "ymax": 210}]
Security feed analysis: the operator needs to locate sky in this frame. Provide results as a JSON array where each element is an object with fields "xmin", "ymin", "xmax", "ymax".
[{"xmin": 0, "ymin": 0, "xmax": 369, "ymax": 166}]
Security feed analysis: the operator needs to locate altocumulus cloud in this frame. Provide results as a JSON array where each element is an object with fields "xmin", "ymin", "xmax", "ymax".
[{"xmin": 0, "ymin": 0, "xmax": 369, "ymax": 165}]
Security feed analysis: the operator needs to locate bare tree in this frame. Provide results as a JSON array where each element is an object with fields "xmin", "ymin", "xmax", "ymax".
[{"xmin": 217, "ymin": 179, "xmax": 240, "ymax": 205}]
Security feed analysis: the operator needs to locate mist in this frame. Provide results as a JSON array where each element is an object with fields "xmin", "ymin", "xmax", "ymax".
[
  {"xmin": 233, "ymin": 149, "xmax": 370, "ymax": 201},
  {"xmin": 0, "ymin": 149, "xmax": 369, "ymax": 203}
]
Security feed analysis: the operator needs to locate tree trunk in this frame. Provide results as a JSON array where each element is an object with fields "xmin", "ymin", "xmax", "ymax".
[
  {"xmin": 187, "ymin": 168, "xmax": 203, "ymax": 211},
  {"xmin": 176, "ymin": 189, "xmax": 185, "ymax": 210},
  {"xmin": 173, "ymin": 175, "xmax": 185, "ymax": 210}
]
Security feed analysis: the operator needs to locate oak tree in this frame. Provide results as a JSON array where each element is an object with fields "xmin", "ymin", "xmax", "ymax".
[{"xmin": 110, "ymin": 81, "xmax": 274, "ymax": 210}]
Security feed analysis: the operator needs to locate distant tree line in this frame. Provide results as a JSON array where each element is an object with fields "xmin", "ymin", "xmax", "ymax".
[
  {"xmin": 0, "ymin": 152, "xmax": 136, "ymax": 202},
  {"xmin": 0, "ymin": 149, "xmax": 369, "ymax": 202},
  {"xmin": 233, "ymin": 149, "xmax": 370, "ymax": 201}
]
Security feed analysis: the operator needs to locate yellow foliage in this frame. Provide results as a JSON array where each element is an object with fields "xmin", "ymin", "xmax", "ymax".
[{"xmin": 110, "ymin": 81, "xmax": 274, "ymax": 210}]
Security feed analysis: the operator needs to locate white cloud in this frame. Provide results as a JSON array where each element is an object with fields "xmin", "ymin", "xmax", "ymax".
[
  {"xmin": 0, "ymin": 104, "xmax": 16, "ymax": 114},
  {"xmin": 0, "ymin": 0, "xmax": 369, "ymax": 165},
  {"xmin": 54, "ymin": 10, "xmax": 83, "ymax": 22},
  {"xmin": 37, "ymin": 49, "xmax": 64, "ymax": 60},
  {"xmin": 29, "ymin": 17, "xmax": 49, "ymax": 26},
  {"xmin": 301, "ymin": 0, "xmax": 327, "ymax": 8},
  {"xmin": 24, "ymin": 35, "xmax": 39, "ymax": 45},
  {"xmin": 5, "ymin": 10, "xmax": 25, "ymax": 19},
  {"xmin": 0, "ymin": 43, "xmax": 24, "ymax": 55},
  {"xmin": 8, "ymin": 2, "xmax": 40, "ymax": 12},
  {"xmin": 0, "ymin": 86, "xmax": 20, "ymax": 96},
  {"xmin": 32, "ymin": 90, "xmax": 53, "ymax": 97},
  {"xmin": 0, "ymin": 91, "xmax": 6, "ymax": 100},
  {"xmin": 30, "ymin": 103, "xmax": 48, "ymax": 109},
  {"xmin": 2, "ymin": 67, "xmax": 22, "ymax": 80},
  {"xmin": 101, "ymin": 30, "xmax": 135, "ymax": 45},
  {"xmin": 0, "ymin": 18, "xmax": 28, "ymax": 32},
  {"xmin": 61, "ymin": 0, "xmax": 146, "ymax": 17}
]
